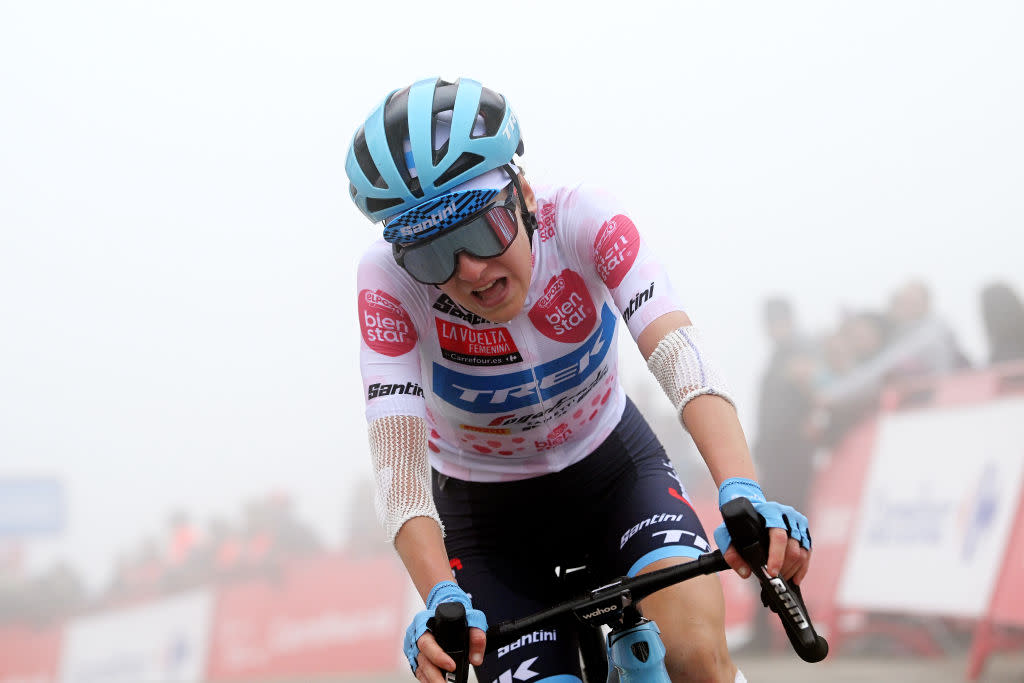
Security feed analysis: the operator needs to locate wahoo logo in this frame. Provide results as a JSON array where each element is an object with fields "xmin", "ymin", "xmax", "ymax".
[
  {"xmin": 622, "ymin": 282, "xmax": 654, "ymax": 323},
  {"xmin": 399, "ymin": 201, "xmax": 457, "ymax": 237},
  {"xmin": 433, "ymin": 304, "xmax": 617, "ymax": 412},
  {"xmin": 581, "ymin": 604, "xmax": 618, "ymax": 620}
]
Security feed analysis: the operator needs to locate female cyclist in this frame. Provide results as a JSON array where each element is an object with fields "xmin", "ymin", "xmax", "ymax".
[{"xmin": 346, "ymin": 77, "xmax": 813, "ymax": 683}]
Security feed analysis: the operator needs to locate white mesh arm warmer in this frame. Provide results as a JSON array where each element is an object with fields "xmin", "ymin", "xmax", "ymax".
[
  {"xmin": 367, "ymin": 414, "xmax": 443, "ymax": 544},
  {"xmin": 647, "ymin": 326, "xmax": 735, "ymax": 427}
]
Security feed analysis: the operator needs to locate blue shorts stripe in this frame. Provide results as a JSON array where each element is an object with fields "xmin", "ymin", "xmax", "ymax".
[{"xmin": 627, "ymin": 545, "xmax": 704, "ymax": 578}]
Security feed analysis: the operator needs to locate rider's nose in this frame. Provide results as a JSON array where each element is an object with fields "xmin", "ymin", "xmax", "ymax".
[{"xmin": 454, "ymin": 252, "xmax": 488, "ymax": 283}]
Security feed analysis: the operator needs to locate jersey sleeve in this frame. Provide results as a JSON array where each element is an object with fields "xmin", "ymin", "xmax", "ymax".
[
  {"xmin": 356, "ymin": 244, "xmax": 427, "ymax": 422},
  {"xmin": 555, "ymin": 185, "xmax": 684, "ymax": 340}
]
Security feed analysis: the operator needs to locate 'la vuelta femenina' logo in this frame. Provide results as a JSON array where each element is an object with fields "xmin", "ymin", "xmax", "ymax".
[
  {"xmin": 594, "ymin": 214, "xmax": 640, "ymax": 288},
  {"xmin": 359, "ymin": 289, "xmax": 417, "ymax": 356},
  {"xmin": 528, "ymin": 269, "xmax": 597, "ymax": 343}
]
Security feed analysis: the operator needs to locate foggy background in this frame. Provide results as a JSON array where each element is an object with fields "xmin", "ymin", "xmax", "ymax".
[{"xmin": 2, "ymin": 1, "xmax": 1023, "ymax": 680}]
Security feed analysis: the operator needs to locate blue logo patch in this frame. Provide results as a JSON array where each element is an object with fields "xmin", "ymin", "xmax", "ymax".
[{"xmin": 433, "ymin": 304, "xmax": 616, "ymax": 412}]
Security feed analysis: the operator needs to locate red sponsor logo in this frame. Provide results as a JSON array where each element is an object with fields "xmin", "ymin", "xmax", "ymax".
[
  {"xmin": 528, "ymin": 269, "xmax": 597, "ymax": 343},
  {"xmin": 594, "ymin": 214, "xmax": 640, "ymax": 288},
  {"xmin": 435, "ymin": 319, "xmax": 522, "ymax": 366},
  {"xmin": 535, "ymin": 422, "xmax": 573, "ymax": 451},
  {"xmin": 537, "ymin": 202, "xmax": 556, "ymax": 242},
  {"xmin": 359, "ymin": 289, "xmax": 416, "ymax": 356}
]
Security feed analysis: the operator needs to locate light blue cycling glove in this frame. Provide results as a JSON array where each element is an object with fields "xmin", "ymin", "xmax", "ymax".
[
  {"xmin": 712, "ymin": 477, "xmax": 812, "ymax": 556},
  {"xmin": 404, "ymin": 580, "xmax": 488, "ymax": 673}
]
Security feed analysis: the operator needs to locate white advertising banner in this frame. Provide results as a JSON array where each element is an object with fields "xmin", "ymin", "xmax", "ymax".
[
  {"xmin": 837, "ymin": 397, "xmax": 1024, "ymax": 618},
  {"xmin": 58, "ymin": 589, "xmax": 212, "ymax": 683}
]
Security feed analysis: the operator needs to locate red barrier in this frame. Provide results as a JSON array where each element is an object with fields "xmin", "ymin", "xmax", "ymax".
[
  {"xmin": 206, "ymin": 553, "xmax": 408, "ymax": 680},
  {"xmin": 0, "ymin": 625, "xmax": 60, "ymax": 683},
  {"xmin": 967, "ymin": 473, "xmax": 1024, "ymax": 679},
  {"xmin": 690, "ymin": 494, "xmax": 757, "ymax": 644},
  {"xmin": 800, "ymin": 418, "xmax": 878, "ymax": 646}
]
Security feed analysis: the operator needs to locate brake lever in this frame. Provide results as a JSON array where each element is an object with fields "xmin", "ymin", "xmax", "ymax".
[
  {"xmin": 429, "ymin": 601, "xmax": 471, "ymax": 683},
  {"xmin": 720, "ymin": 497, "xmax": 828, "ymax": 663}
]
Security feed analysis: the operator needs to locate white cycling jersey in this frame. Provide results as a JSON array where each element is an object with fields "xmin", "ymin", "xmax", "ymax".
[{"xmin": 357, "ymin": 183, "xmax": 684, "ymax": 482}]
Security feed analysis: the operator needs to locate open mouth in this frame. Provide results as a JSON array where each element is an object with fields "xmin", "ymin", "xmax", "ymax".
[{"xmin": 472, "ymin": 277, "xmax": 508, "ymax": 307}]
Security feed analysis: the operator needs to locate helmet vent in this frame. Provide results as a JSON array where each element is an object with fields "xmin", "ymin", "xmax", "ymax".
[
  {"xmin": 366, "ymin": 196, "xmax": 405, "ymax": 215},
  {"xmin": 352, "ymin": 130, "xmax": 388, "ymax": 190},
  {"xmin": 435, "ymin": 152, "xmax": 484, "ymax": 187},
  {"xmin": 474, "ymin": 90, "xmax": 506, "ymax": 138}
]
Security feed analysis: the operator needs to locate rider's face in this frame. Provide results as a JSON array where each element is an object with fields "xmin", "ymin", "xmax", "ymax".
[{"xmin": 436, "ymin": 179, "xmax": 537, "ymax": 324}]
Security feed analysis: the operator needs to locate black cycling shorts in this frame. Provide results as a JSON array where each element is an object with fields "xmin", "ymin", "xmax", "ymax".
[{"xmin": 433, "ymin": 397, "xmax": 711, "ymax": 681}]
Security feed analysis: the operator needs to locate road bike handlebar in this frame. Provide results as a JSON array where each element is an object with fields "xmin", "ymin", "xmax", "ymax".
[{"xmin": 479, "ymin": 497, "xmax": 828, "ymax": 663}]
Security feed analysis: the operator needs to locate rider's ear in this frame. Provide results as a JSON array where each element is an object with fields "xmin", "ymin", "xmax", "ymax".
[{"xmin": 517, "ymin": 173, "xmax": 537, "ymax": 213}]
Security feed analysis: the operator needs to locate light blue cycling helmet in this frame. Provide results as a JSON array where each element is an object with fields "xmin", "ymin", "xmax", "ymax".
[{"xmin": 346, "ymin": 77, "xmax": 524, "ymax": 224}]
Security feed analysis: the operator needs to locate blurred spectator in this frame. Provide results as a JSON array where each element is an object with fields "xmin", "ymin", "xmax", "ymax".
[
  {"xmin": 235, "ymin": 494, "xmax": 321, "ymax": 578},
  {"xmin": 884, "ymin": 279, "xmax": 970, "ymax": 377},
  {"xmin": 1, "ymin": 560, "xmax": 85, "ymax": 625},
  {"xmin": 26, "ymin": 561, "xmax": 85, "ymax": 624},
  {"xmin": 753, "ymin": 297, "xmax": 818, "ymax": 509},
  {"xmin": 815, "ymin": 281, "xmax": 969, "ymax": 445},
  {"xmin": 123, "ymin": 538, "xmax": 163, "ymax": 599},
  {"xmin": 980, "ymin": 280, "xmax": 1024, "ymax": 365},
  {"xmin": 162, "ymin": 510, "xmax": 202, "ymax": 590}
]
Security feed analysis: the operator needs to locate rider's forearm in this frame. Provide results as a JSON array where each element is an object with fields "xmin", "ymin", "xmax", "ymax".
[
  {"xmin": 682, "ymin": 394, "xmax": 758, "ymax": 487},
  {"xmin": 393, "ymin": 516, "xmax": 456, "ymax": 603}
]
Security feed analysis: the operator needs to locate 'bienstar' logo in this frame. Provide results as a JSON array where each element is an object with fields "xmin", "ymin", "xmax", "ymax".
[
  {"xmin": 359, "ymin": 289, "xmax": 416, "ymax": 356},
  {"xmin": 528, "ymin": 269, "xmax": 597, "ymax": 343}
]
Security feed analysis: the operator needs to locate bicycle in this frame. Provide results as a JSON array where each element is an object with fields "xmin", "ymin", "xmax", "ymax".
[{"xmin": 428, "ymin": 497, "xmax": 829, "ymax": 682}]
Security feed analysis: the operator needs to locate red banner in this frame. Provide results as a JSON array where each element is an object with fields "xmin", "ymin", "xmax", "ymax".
[
  {"xmin": 207, "ymin": 553, "xmax": 407, "ymax": 680},
  {"xmin": 0, "ymin": 625, "xmax": 60, "ymax": 683},
  {"xmin": 690, "ymin": 494, "xmax": 757, "ymax": 643},
  {"xmin": 801, "ymin": 418, "xmax": 878, "ymax": 638}
]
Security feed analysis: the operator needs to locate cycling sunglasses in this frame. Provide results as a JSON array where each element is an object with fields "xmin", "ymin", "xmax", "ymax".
[{"xmin": 391, "ymin": 186, "xmax": 521, "ymax": 285}]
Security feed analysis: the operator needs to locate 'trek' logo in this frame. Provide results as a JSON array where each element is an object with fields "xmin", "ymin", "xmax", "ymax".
[
  {"xmin": 535, "ymin": 423, "xmax": 573, "ymax": 451},
  {"xmin": 594, "ymin": 215, "xmax": 641, "ymax": 288},
  {"xmin": 433, "ymin": 304, "xmax": 617, "ymax": 412},
  {"xmin": 359, "ymin": 289, "xmax": 417, "ymax": 356},
  {"xmin": 528, "ymin": 269, "xmax": 597, "ymax": 343}
]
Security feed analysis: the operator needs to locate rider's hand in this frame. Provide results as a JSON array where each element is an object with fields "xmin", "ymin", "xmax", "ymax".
[
  {"xmin": 404, "ymin": 581, "xmax": 488, "ymax": 681},
  {"xmin": 712, "ymin": 477, "xmax": 813, "ymax": 585}
]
